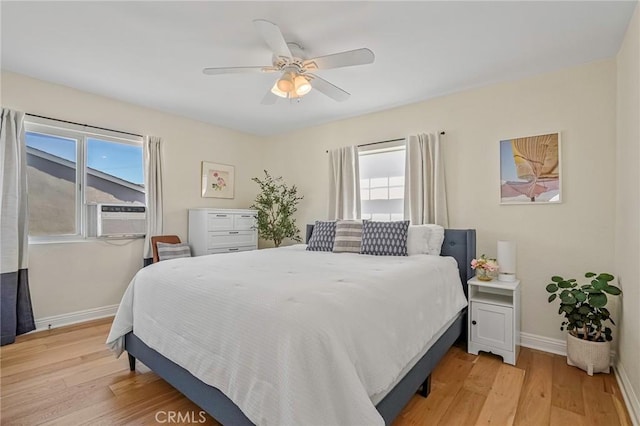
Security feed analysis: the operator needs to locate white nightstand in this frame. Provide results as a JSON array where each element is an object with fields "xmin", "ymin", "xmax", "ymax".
[{"xmin": 467, "ymin": 277, "xmax": 521, "ymax": 365}]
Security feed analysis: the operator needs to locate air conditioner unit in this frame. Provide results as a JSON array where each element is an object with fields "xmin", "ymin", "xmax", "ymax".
[{"xmin": 87, "ymin": 204, "xmax": 146, "ymax": 238}]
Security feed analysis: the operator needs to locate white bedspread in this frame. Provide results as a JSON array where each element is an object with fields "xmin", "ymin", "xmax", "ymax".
[{"xmin": 106, "ymin": 245, "xmax": 467, "ymax": 426}]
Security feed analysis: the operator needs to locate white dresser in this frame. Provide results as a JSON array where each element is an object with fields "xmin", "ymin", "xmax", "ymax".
[{"xmin": 188, "ymin": 209, "xmax": 258, "ymax": 256}]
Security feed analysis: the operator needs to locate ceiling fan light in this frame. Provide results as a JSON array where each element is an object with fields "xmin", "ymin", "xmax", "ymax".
[
  {"xmin": 294, "ymin": 75, "xmax": 312, "ymax": 96},
  {"xmin": 276, "ymin": 72, "xmax": 294, "ymax": 92},
  {"xmin": 270, "ymin": 83, "xmax": 288, "ymax": 98}
]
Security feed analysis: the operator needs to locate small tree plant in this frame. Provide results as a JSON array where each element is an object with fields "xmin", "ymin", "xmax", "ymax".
[
  {"xmin": 546, "ymin": 272, "xmax": 621, "ymax": 342},
  {"xmin": 250, "ymin": 170, "xmax": 303, "ymax": 247}
]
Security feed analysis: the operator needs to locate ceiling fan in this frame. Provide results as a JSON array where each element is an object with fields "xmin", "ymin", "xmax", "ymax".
[{"xmin": 202, "ymin": 19, "xmax": 375, "ymax": 104}]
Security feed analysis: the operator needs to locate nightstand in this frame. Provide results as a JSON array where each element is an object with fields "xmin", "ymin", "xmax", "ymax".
[{"xmin": 467, "ymin": 277, "xmax": 521, "ymax": 365}]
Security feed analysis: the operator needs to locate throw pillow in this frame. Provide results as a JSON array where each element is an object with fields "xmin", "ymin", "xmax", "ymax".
[
  {"xmin": 333, "ymin": 220, "xmax": 363, "ymax": 253},
  {"xmin": 407, "ymin": 224, "xmax": 445, "ymax": 256},
  {"xmin": 306, "ymin": 221, "xmax": 336, "ymax": 252},
  {"xmin": 361, "ymin": 220, "xmax": 409, "ymax": 256},
  {"xmin": 157, "ymin": 242, "xmax": 192, "ymax": 261}
]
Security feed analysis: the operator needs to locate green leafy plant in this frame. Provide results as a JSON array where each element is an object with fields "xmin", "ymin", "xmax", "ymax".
[
  {"xmin": 546, "ymin": 272, "xmax": 621, "ymax": 342},
  {"xmin": 251, "ymin": 170, "xmax": 303, "ymax": 248}
]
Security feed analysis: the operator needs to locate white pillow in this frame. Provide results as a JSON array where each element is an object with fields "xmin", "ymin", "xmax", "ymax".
[{"xmin": 407, "ymin": 224, "xmax": 445, "ymax": 256}]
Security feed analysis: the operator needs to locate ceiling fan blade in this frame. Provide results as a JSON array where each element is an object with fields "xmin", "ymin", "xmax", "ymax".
[
  {"xmin": 308, "ymin": 74, "xmax": 350, "ymax": 102},
  {"xmin": 253, "ymin": 19, "xmax": 292, "ymax": 58},
  {"xmin": 203, "ymin": 66, "xmax": 277, "ymax": 75},
  {"xmin": 260, "ymin": 89, "xmax": 279, "ymax": 105},
  {"xmin": 304, "ymin": 48, "xmax": 375, "ymax": 70}
]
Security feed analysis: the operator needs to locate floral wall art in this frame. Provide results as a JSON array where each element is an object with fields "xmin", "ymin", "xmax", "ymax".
[
  {"xmin": 201, "ymin": 161, "xmax": 235, "ymax": 199},
  {"xmin": 500, "ymin": 132, "xmax": 561, "ymax": 204}
]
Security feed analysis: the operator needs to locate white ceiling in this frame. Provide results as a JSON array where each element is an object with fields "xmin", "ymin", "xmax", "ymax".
[{"xmin": 1, "ymin": 1, "xmax": 637, "ymax": 136}]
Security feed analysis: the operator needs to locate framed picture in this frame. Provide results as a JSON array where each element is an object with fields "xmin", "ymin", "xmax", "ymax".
[
  {"xmin": 201, "ymin": 161, "xmax": 235, "ymax": 199},
  {"xmin": 500, "ymin": 132, "xmax": 561, "ymax": 204}
]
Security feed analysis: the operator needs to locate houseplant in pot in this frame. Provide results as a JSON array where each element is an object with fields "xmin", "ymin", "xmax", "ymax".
[
  {"xmin": 546, "ymin": 272, "xmax": 621, "ymax": 375},
  {"xmin": 251, "ymin": 170, "xmax": 303, "ymax": 248}
]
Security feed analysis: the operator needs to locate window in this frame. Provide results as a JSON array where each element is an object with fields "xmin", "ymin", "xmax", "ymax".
[
  {"xmin": 359, "ymin": 145, "xmax": 406, "ymax": 221},
  {"xmin": 86, "ymin": 138, "xmax": 144, "ymax": 205},
  {"xmin": 25, "ymin": 118, "xmax": 144, "ymax": 241}
]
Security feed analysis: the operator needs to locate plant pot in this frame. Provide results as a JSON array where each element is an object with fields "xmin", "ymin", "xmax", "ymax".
[{"xmin": 566, "ymin": 333, "xmax": 610, "ymax": 376}]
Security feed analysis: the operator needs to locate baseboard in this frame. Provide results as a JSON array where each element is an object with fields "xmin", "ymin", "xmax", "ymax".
[
  {"xmin": 520, "ymin": 332, "xmax": 567, "ymax": 355},
  {"xmin": 614, "ymin": 359, "xmax": 640, "ymax": 426},
  {"xmin": 519, "ymin": 331, "xmax": 617, "ymax": 365},
  {"xmin": 33, "ymin": 304, "xmax": 118, "ymax": 332}
]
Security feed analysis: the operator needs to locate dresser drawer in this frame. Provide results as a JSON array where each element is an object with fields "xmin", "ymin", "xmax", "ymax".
[
  {"xmin": 233, "ymin": 213, "xmax": 257, "ymax": 230},
  {"xmin": 207, "ymin": 230, "xmax": 256, "ymax": 249},
  {"xmin": 206, "ymin": 213, "xmax": 234, "ymax": 230},
  {"xmin": 207, "ymin": 246, "xmax": 255, "ymax": 255}
]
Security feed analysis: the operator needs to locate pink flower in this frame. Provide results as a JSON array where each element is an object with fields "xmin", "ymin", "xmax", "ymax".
[
  {"xmin": 213, "ymin": 172, "xmax": 219, "ymax": 177},
  {"xmin": 471, "ymin": 255, "xmax": 499, "ymax": 272}
]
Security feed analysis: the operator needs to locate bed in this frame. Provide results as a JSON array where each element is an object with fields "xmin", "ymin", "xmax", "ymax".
[{"xmin": 107, "ymin": 227, "xmax": 475, "ymax": 425}]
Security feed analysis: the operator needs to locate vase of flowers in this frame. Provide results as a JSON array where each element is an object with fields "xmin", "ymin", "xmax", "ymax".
[{"xmin": 471, "ymin": 255, "xmax": 499, "ymax": 281}]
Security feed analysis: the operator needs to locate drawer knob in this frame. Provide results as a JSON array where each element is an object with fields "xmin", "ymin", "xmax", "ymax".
[
  {"xmin": 229, "ymin": 231, "xmax": 239, "ymax": 234},
  {"xmin": 472, "ymin": 320, "xmax": 477, "ymax": 325},
  {"xmin": 216, "ymin": 214, "xmax": 227, "ymax": 217},
  {"xmin": 228, "ymin": 248, "xmax": 239, "ymax": 251}
]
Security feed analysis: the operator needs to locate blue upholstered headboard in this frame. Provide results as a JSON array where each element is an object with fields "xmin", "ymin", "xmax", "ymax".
[{"xmin": 305, "ymin": 224, "xmax": 476, "ymax": 297}]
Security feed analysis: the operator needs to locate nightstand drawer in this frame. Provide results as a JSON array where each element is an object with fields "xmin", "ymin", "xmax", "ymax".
[{"xmin": 470, "ymin": 301, "xmax": 513, "ymax": 351}]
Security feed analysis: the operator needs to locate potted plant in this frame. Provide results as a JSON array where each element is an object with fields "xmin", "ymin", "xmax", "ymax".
[
  {"xmin": 251, "ymin": 170, "xmax": 303, "ymax": 248},
  {"xmin": 546, "ymin": 272, "xmax": 621, "ymax": 375}
]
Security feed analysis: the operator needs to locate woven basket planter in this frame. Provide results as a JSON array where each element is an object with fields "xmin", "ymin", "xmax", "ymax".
[{"xmin": 566, "ymin": 333, "xmax": 610, "ymax": 376}]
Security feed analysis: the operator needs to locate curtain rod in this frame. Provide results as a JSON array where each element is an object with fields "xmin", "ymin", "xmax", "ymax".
[
  {"xmin": 325, "ymin": 131, "xmax": 445, "ymax": 153},
  {"xmin": 25, "ymin": 113, "xmax": 143, "ymax": 138}
]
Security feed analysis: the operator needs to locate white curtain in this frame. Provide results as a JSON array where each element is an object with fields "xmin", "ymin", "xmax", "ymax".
[
  {"xmin": 1, "ymin": 108, "xmax": 35, "ymax": 345},
  {"xmin": 143, "ymin": 136, "xmax": 163, "ymax": 264},
  {"xmin": 328, "ymin": 146, "xmax": 361, "ymax": 220},
  {"xmin": 404, "ymin": 133, "xmax": 449, "ymax": 227}
]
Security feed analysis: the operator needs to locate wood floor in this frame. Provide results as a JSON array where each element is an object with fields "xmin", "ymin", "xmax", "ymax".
[{"xmin": 0, "ymin": 318, "xmax": 632, "ymax": 426}]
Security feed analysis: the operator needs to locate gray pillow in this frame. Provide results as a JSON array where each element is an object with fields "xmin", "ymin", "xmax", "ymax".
[
  {"xmin": 306, "ymin": 221, "xmax": 336, "ymax": 252},
  {"xmin": 333, "ymin": 220, "xmax": 363, "ymax": 253},
  {"xmin": 361, "ymin": 220, "xmax": 409, "ymax": 256},
  {"xmin": 157, "ymin": 242, "xmax": 192, "ymax": 261}
]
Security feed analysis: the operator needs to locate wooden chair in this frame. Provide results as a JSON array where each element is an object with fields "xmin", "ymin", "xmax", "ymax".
[{"xmin": 151, "ymin": 235, "xmax": 181, "ymax": 263}]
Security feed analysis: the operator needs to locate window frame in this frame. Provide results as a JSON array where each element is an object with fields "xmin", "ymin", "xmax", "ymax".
[{"xmin": 24, "ymin": 117, "xmax": 144, "ymax": 243}]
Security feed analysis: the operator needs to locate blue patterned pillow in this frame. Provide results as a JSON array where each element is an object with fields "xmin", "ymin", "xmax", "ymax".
[
  {"xmin": 361, "ymin": 220, "xmax": 410, "ymax": 256},
  {"xmin": 306, "ymin": 221, "xmax": 336, "ymax": 252}
]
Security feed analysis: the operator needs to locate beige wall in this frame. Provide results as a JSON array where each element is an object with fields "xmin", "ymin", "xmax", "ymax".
[
  {"xmin": 264, "ymin": 60, "xmax": 618, "ymax": 341},
  {"xmin": 615, "ymin": 3, "xmax": 640, "ymax": 418},
  {"xmin": 1, "ymin": 71, "xmax": 264, "ymax": 318}
]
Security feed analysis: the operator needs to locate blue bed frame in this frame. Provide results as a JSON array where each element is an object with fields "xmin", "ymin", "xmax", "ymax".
[{"xmin": 124, "ymin": 228, "xmax": 476, "ymax": 425}]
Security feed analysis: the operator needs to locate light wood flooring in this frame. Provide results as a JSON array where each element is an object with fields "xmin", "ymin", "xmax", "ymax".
[{"xmin": 0, "ymin": 318, "xmax": 632, "ymax": 425}]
